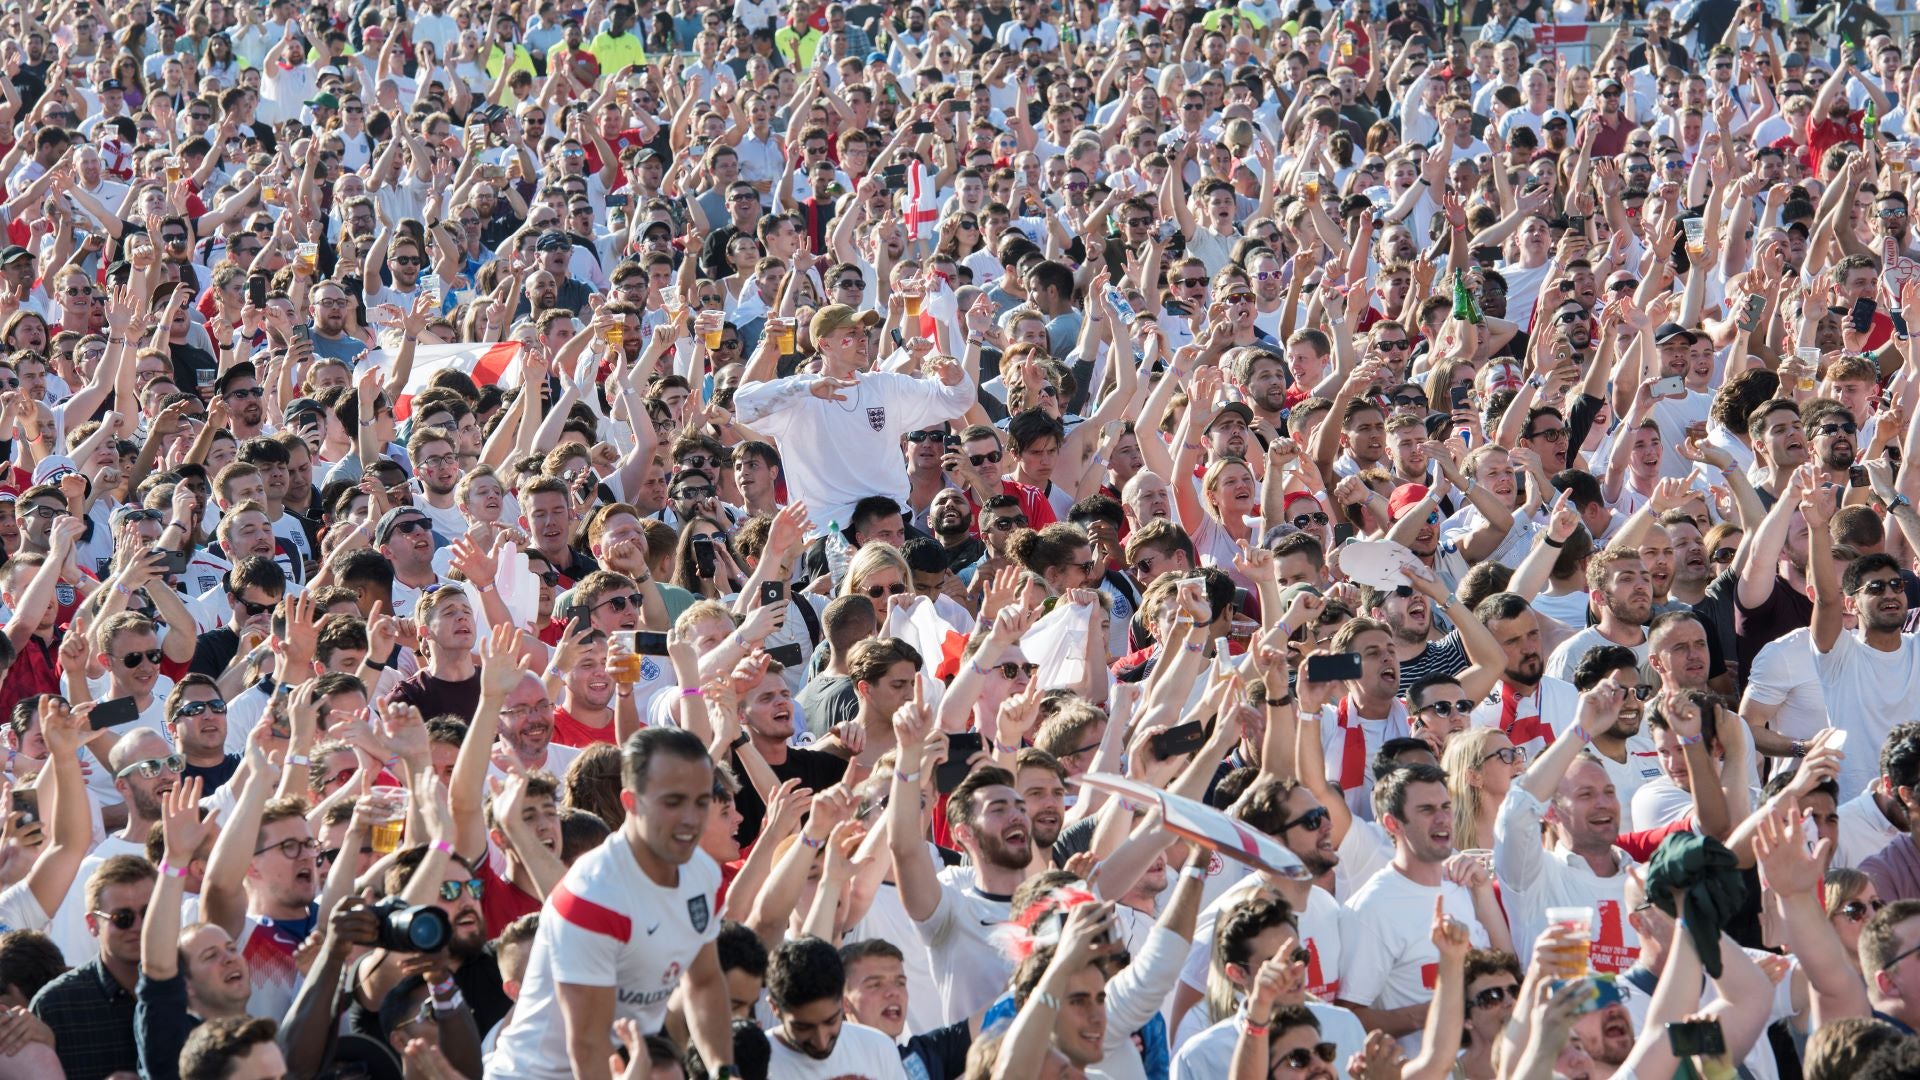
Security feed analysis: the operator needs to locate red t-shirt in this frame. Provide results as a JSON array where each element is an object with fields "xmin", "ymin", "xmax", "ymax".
[
  {"xmin": 1809, "ymin": 112, "xmax": 1866, "ymax": 166},
  {"xmin": 551, "ymin": 705, "xmax": 617, "ymax": 748},
  {"xmin": 477, "ymin": 854, "xmax": 543, "ymax": 937}
]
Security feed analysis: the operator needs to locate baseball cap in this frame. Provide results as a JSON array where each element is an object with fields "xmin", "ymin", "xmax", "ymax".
[
  {"xmin": 213, "ymin": 360, "xmax": 257, "ymax": 394},
  {"xmin": 809, "ymin": 304, "xmax": 882, "ymax": 341},
  {"xmin": 1204, "ymin": 401, "xmax": 1254, "ymax": 432},
  {"xmin": 1387, "ymin": 483, "xmax": 1432, "ymax": 520},
  {"xmin": 0, "ymin": 246, "xmax": 32, "ymax": 266},
  {"xmin": 303, "ymin": 92, "xmax": 341, "ymax": 110},
  {"xmin": 1653, "ymin": 322, "xmax": 1699, "ymax": 345},
  {"xmin": 375, "ymin": 506, "xmax": 430, "ymax": 544},
  {"xmin": 284, "ymin": 396, "xmax": 325, "ymax": 425},
  {"xmin": 31, "ymin": 455, "xmax": 77, "ymax": 486},
  {"xmin": 535, "ymin": 229, "xmax": 572, "ymax": 252},
  {"xmin": 1543, "ymin": 108, "xmax": 1574, "ymax": 128}
]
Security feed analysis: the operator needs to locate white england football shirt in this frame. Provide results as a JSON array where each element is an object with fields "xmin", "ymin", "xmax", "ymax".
[{"xmin": 488, "ymin": 835, "xmax": 723, "ymax": 1080}]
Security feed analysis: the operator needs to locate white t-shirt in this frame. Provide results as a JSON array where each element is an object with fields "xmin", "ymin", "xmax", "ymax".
[
  {"xmin": 1649, "ymin": 392, "xmax": 1713, "ymax": 479},
  {"xmin": 488, "ymin": 837, "xmax": 723, "ymax": 1080},
  {"xmin": 1629, "ymin": 776, "xmax": 1695, "ymax": 829},
  {"xmin": 764, "ymin": 1021, "xmax": 909, "ymax": 1078},
  {"xmin": 733, "ymin": 371, "xmax": 975, "ymax": 539},
  {"xmin": 915, "ymin": 866, "xmax": 1015, "ymax": 1023},
  {"xmin": 1593, "ymin": 735, "xmax": 1665, "ymax": 835},
  {"xmin": 1813, "ymin": 630, "xmax": 1920, "ymax": 801},
  {"xmin": 1493, "ymin": 787, "xmax": 1640, "ymax": 973},
  {"xmin": 1544, "ymin": 628, "xmax": 1646, "ymax": 685},
  {"xmin": 844, "ymin": 877, "xmax": 943, "ymax": 1035},
  {"xmin": 1337, "ymin": 865, "xmax": 1492, "ymax": 1054},
  {"xmin": 1469, "ymin": 675, "xmax": 1579, "ymax": 762},
  {"xmin": 1837, "ymin": 787, "xmax": 1904, "ymax": 870},
  {"xmin": 1172, "ymin": 1004, "xmax": 1367, "ymax": 1080},
  {"xmin": 1742, "ymin": 627, "xmax": 1827, "ymax": 743},
  {"xmin": 1178, "ymin": 879, "xmax": 1347, "ymax": 1014}
]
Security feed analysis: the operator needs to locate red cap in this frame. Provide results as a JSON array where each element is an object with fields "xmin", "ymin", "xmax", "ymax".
[
  {"xmin": 1282, "ymin": 491, "xmax": 1320, "ymax": 514},
  {"xmin": 1387, "ymin": 484, "xmax": 1431, "ymax": 520}
]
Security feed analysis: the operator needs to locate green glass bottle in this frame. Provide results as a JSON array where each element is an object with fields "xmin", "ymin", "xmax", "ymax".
[{"xmin": 1451, "ymin": 270, "xmax": 1482, "ymax": 325}]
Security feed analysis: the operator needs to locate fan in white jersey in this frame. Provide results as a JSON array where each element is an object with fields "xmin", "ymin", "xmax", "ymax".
[
  {"xmin": 763, "ymin": 934, "xmax": 910, "ymax": 1078},
  {"xmin": 487, "ymin": 727, "xmax": 739, "ymax": 1080}
]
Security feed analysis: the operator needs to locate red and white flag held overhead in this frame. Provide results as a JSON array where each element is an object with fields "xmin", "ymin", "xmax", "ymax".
[
  {"xmin": 905, "ymin": 160, "xmax": 941, "ymax": 243},
  {"xmin": 364, "ymin": 341, "xmax": 524, "ymax": 420}
]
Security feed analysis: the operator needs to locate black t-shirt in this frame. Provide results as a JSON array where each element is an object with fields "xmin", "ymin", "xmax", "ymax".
[
  {"xmin": 191, "ymin": 626, "xmax": 242, "ymax": 679},
  {"xmin": 902, "ymin": 1019, "xmax": 974, "ymax": 1080},
  {"xmin": 183, "ymin": 754, "xmax": 242, "ymax": 794},
  {"xmin": 391, "ymin": 670, "xmax": 484, "ymax": 723},
  {"xmin": 729, "ymin": 746, "xmax": 848, "ymax": 848},
  {"xmin": 168, "ymin": 341, "xmax": 219, "ymax": 399}
]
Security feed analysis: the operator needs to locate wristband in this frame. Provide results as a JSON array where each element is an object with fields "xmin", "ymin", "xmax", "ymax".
[
  {"xmin": 158, "ymin": 861, "xmax": 187, "ymax": 879},
  {"xmin": 431, "ymin": 840, "xmax": 453, "ymax": 854},
  {"xmin": 288, "ymin": 753, "xmax": 310, "ymax": 766},
  {"xmin": 431, "ymin": 989, "xmax": 466, "ymax": 1013},
  {"xmin": 992, "ymin": 739, "xmax": 1018, "ymax": 754},
  {"xmin": 1543, "ymin": 534, "xmax": 1565, "ymax": 548},
  {"xmin": 477, "ymin": 582, "xmax": 497, "ymax": 593},
  {"xmin": 680, "ymin": 687, "xmax": 705, "ymax": 698},
  {"xmin": 1032, "ymin": 989, "xmax": 1060, "ymax": 1011},
  {"xmin": 894, "ymin": 768, "xmax": 922, "ymax": 785},
  {"xmin": 1677, "ymin": 731, "xmax": 1703, "ymax": 746},
  {"xmin": 1272, "ymin": 620, "xmax": 1289, "ymax": 640},
  {"xmin": 1184, "ymin": 640, "xmax": 1203, "ymax": 653},
  {"xmin": 1182, "ymin": 864, "xmax": 1207, "ymax": 881},
  {"xmin": 364, "ymin": 656, "xmax": 389, "ymax": 672},
  {"xmin": 970, "ymin": 660, "xmax": 990, "ymax": 677},
  {"xmin": 800, "ymin": 832, "xmax": 827, "ymax": 849},
  {"xmin": 430, "ymin": 975, "xmax": 458, "ymax": 997}
]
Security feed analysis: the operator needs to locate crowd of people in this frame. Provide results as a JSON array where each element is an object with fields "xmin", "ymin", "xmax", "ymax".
[{"xmin": 8, "ymin": 0, "xmax": 1920, "ymax": 1077}]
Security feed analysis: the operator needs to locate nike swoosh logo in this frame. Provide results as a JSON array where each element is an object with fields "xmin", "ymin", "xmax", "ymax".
[{"xmin": 647, "ymin": 924, "xmax": 660, "ymax": 935}]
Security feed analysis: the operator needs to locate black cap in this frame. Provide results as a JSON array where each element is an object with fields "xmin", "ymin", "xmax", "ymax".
[
  {"xmin": 1653, "ymin": 322, "xmax": 1699, "ymax": 345},
  {"xmin": 213, "ymin": 360, "xmax": 257, "ymax": 393}
]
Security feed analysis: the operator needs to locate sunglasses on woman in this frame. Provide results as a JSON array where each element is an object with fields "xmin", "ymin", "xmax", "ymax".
[
  {"xmin": 864, "ymin": 583, "xmax": 908, "ymax": 599},
  {"xmin": 1841, "ymin": 898, "xmax": 1886, "ymax": 922},
  {"xmin": 1470, "ymin": 982, "xmax": 1521, "ymax": 1010},
  {"xmin": 994, "ymin": 662, "xmax": 1039, "ymax": 679}
]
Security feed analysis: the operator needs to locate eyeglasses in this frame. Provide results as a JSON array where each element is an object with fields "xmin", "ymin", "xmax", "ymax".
[
  {"xmin": 863, "ymin": 582, "xmax": 908, "ymax": 599},
  {"xmin": 121, "ymin": 648, "xmax": 165, "ymax": 668},
  {"xmin": 439, "ymin": 878, "xmax": 486, "ymax": 902},
  {"xmin": 592, "ymin": 592, "xmax": 643, "ymax": 613},
  {"xmin": 1816, "ymin": 422, "xmax": 1859, "ymax": 437},
  {"xmin": 1524, "ymin": 426, "xmax": 1568, "ymax": 442},
  {"xmin": 994, "ymin": 661, "xmax": 1039, "ymax": 679},
  {"xmin": 1856, "ymin": 578, "xmax": 1904, "ymax": 596},
  {"xmin": 501, "ymin": 700, "xmax": 556, "ymax": 723},
  {"xmin": 22, "ymin": 504, "xmax": 67, "ymax": 521},
  {"xmin": 115, "ymin": 753, "xmax": 184, "ymax": 778},
  {"xmin": 1182, "ymin": 102, "xmax": 1207, "ymax": 111},
  {"xmin": 989, "ymin": 515, "xmax": 1028, "ymax": 531},
  {"xmin": 254, "ymin": 837, "xmax": 320, "ymax": 859},
  {"xmin": 1280, "ymin": 806, "xmax": 1331, "ymax": 833},
  {"xmin": 970, "ymin": 450, "xmax": 1004, "ymax": 467},
  {"xmin": 1470, "ymin": 983, "xmax": 1522, "ymax": 1010},
  {"xmin": 1481, "ymin": 746, "xmax": 1529, "ymax": 765},
  {"xmin": 223, "ymin": 386, "xmax": 265, "ymax": 401},
  {"xmin": 1276, "ymin": 1043, "xmax": 1338, "ymax": 1069},
  {"xmin": 1841, "ymin": 898, "xmax": 1886, "ymax": 922},
  {"xmin": 91, "ymin": 905, "xmax": 148, "ymax": 930},
  {"xmin": 1419, "ymin": 698, "xmax": 1477, "ymax": 717},
  {"xmin": 1292, "ymin": 511, "xmax": 1329, "ymax": 529},
  {"xmin": 173, "ymin": 698, "xmax": 228, "ymax": 719}
]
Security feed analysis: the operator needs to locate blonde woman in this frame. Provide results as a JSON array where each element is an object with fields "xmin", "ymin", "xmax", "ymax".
[
  {"xmin": 1824, "ymin": 869, "xmax": 1884, "ymax": 975},
  {"xmin": 839, "ymin": 543, "xmax": 912, "ymax": 623},
  {"xmin": 1443, "ymin": 727, "xmax": 1528, "ymax": 852}
]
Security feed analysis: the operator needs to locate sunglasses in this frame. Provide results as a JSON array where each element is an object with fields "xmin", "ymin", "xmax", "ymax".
[
  {"xmin": 1292, "ymin": 512, "xmax": 1330, "ymax": 529},
  {"xmin": 970, "ymin": 450, "xmax": 1004, "ymax": 467},
  {"xmin": 1480, "ymin": 746, "xmax": 1528, "ymax": 765},
  {"xmin": 236, "ymin": 597, "xmax": 275, "ymax": 617},
  {"xmin": 1280, "ymin": 806, "xmax": 1331, "ymax": 833},
  {"xmin": 1420, "ymin": 698, "xmax": 1477, "ymax": 717},
  {"xmin": 91, "ymin": 905, "xmax": 148, "ymax": 930},
  {"xmin": 173, "ymin": 699, "xmax": 228, "ymax": 719},
  {"xmin": 1524, "ymin": 426, "xmax": 1568, "ymax": 442},
  {"xmin": 121, "ymin": 648, "xmax": 165, "ymax": 668},
  {"xmin": 1276, "ymin": 1044, "xmax": 1338, "ymax": 1069},
  {"xmin": 1389, "ymin": 393, "xmax": 1427, "ymax": 407},
  {"xmin": 1856, "ymin": 578, "xmax": 1904, "ymax": 596},
  {"xmin": 864, "ymin": 583, "xmax": 909, "ymax": 599},
  {"xmin": 673, "ymin": 486, "xmax": 717, "ymax": 501},
  {"xmin": 593, "ymin": 592, "xmax": 643, "ymax": 612},
  {"xmin": 990, "ymin": 515, "xmax": 1029, "ymax": 531},
  {"xmin": 1710, "ymin": 546, "xmax": 1736, "ymax": 563},
  {"xmin": 1376, "ymin": 339, "xmax": 1411, "ymax": 352},
  {"xmin": 439, "ymin": 878, "xmax": 485, "ymax": 902},
  {"xmin": 835, "ymin": 278, "xmax": 866, "ymax": 290},
  {"xmin": 1841, "ymin": 898, "xmax": 1886, "ymax": 922},
  {"xmin": 995, "ymin": 662, "xmax": 1039, "ymax": 679},
  {"xmin": 389, "ymin": 518, "xmax": 432, "ymax": 536},
  {"xmin": 1816, "ymin": 422, "xmax": 1859, "ymax": 437},
  {"xmin": 1178, "ymin": 277, "xmax": 1208, "ymax": 288},
  {"xmin": 1470, "ymin": 983, "xmax": 1522, "ymax": 1010},
  {"xmin": 905, "ymin": 430, "xmax": 949, "ymax": 443},
  {"xmin": 1222, "ymin": 291, "xmax": 1255, "ymax": 305},
  {"xmin": 116, "ymin": 753, "xmax": 185, "ymax": 779}
]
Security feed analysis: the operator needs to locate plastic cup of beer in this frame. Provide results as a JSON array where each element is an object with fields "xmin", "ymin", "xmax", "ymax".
[
  {"xmin": 1795, "ymin": 345, "xmax": 1822, "ymax": 392},
  {"xmin": 1301, "ymin": 170, "xmax": 1322, "ymax": 200},
  {"xmin": 1544, "ymin": 905, "xmax": 1594, "ymax": 976},
  {"xmin": 605, "ymin": 319, "xmax": 625, "ymax": 348},
  {"xmin": 297, "ymin": 242, "xmax": 318, "ymax": 273},
  {"xmin": 700, "ymin": 310, "xmax": 724, "ymax": 350},
  {"xmin": 1681, "ymin": 217, "xmax": 1705, "ymax": 258},
  {"xmin": 369, "ymin": 785, "xmax": 411, "ymax": 854},
  {"xmin": 165, "ymin": 156, "xmax": 182, "ymax": 183},
  {"xmin": 772, "ymin": 317, "xmax": 797, "ymax": 355},
  {"xmin": 903, "ymin": 281, "xmax": 925, "ymax": 319},
  {"xmin": 1461, "ymin": 848, "xmax": 1495, "ymax": 874},
  {"xmin": 609, "ymin": 631, "xmax": 643, "ymax": 684}
]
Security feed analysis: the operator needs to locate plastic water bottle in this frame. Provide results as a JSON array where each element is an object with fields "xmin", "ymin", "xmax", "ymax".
[
  {"xmin": 1105, "ymin": 285, "xmax": 1138, "ymax": 326},
  {"xmin": 823, "ymin": 520, "xmax": 853, "ymax": 591}
]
